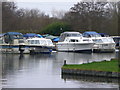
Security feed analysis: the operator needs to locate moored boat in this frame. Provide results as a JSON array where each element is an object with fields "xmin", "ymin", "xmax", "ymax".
[
  {"xmin": 83, "ymin": 31, "xmax": 116, "ymax": 53},
  {"xmin": 56, "ymin": 32, "xmax": 94, "ymax": 52},
  {"xmin": 0, "ymin": 32, "xmax": 26, "ymax": 54},
  {"xmin": 26, "ymin": 37, "xmax": 55, "ymax": 54}
]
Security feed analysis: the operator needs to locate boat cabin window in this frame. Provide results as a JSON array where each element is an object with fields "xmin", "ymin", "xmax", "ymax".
[
  {"xmin": 35, "ymin": 40, "xmax": 40, "ymax": 44},
  {"xmin": 28, "ymin": 40, "xmax": 40, "ymax": 44},
  {"xmin": 92, "ymin": 39, "xmax": 103, "ymax": 43},
  {"xmin": 83, "ymin": 34, "xmax": 101, "ymax": 37},
  {"xmin": 90, "ymin": 34, "xmax": 101, "ymax": 37},
  {"xmin": 12, "ymin": 35, "xmax": 23, "ymax": 39},
  {"xmin": 59, "ymin": 34, "xmax": 66, "ymax": 42},
  {"xmin": 113, "ymin": 37, "xmax": 120, "ymax": 44},
  {"xmin": 40, "ymin": 40, "xmax": 47, "ymax": 45},
  {"xmin": 83, "ymin": 39, "xmax": 90, "ymax": 41},
  {"xmin": 19, "ymin": 40, "xmax": 24, "ymax": 43},
  {"xmin": 70, "ymin": 34, "xmax": 82, "ymax": 37},
  {"xmin": 107, "ymin": 38, "xmax": 114, "ymax": 42},
  {"xmin": 59, "ymin": 33, "xmax": 82, "ymax": 42},
  {"xmin": 0, "ymin": 39, "xmax": 3, "ymax": 44},
  {"xmin": 31, "ymin": 40, "xmax": 35, "ymax": 44},
  {"xmin": 47, "ymin": 40, "xmax": 53, "ymax": 45},
  {"xmin": 69, "ymin": 39, "xmax": 79, "ymax": 42},
  {"xmin": 101, "ymin": 38, "xmax": 114, "ymax": 43}
]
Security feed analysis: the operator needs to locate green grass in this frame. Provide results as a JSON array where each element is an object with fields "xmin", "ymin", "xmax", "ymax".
[{"xmin": 62, "ymin": 59, "xmax": 120, "ymax": 72}]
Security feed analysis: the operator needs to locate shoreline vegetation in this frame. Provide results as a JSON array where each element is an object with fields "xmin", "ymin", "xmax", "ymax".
[
  {"xmin": 3, "ymin": 2, "xmax": 119, "ymax": 35},
  {"xmin": 62, "ymin": 59, "xmax": 120, "ymax": 78}
]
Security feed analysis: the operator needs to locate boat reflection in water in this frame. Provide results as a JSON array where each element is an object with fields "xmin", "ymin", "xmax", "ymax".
[
  {"xmin": 55, "ymin": 52, "xmax": 116, "ymax": 64},
  {"xmin": 1, "ymin": 52, "xmax": 118, "ymax": 88}
]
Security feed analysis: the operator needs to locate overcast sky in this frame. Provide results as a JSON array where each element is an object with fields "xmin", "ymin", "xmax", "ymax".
[
  {"xmin": 16, "ymin": 2, "xmax": 77, "ymax": 16},
  {"xmin": 14, "ymin": 0, "xmax": 81, "ymax": 17},
  {"xmin": 9, "ymin": 0, "xmax": 118, "ymax": 16}
]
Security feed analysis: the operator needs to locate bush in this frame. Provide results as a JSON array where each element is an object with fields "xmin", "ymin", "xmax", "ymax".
[{"xmin": 41, "ymin": 22, "xmax": 72, "ymax": 36}]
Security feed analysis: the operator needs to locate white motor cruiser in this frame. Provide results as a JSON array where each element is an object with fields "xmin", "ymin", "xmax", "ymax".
[
  {"xmin": 56, "ymin": 32, "xmax": 94, "ymax": 52},
  {"xmin": 83, "ymin": 31, "xmax": 116, "ymax": 52},
  {"xmin": 26, "ymin": 37, "xmax": 55, "ymax": 54}
]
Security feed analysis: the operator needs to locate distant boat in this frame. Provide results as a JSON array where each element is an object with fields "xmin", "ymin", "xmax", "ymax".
[
  {"xmin": 42, "ymin": 34, "xmax": 59, "ymax": 42},
  {"xmin": 98, "ymin": 33, "xmax": 109, "ymax": 37},
  {"xmin": 111, "ymin": 36, "xmax": 120, "ymax": 48},
  {"xmin": 83, "ymin": 31, "xmax": 116, "ymax": 53},
  {"xmin": 0, "ymin": 32, "xmax": 26, "ymax": 53},
  {"xmin": 26, "ymin": 37, "xmax": 55, "ymax": 54},
  {"xmin": 56, "ymin": 32, "xmax": 94, "ymax": 52}
]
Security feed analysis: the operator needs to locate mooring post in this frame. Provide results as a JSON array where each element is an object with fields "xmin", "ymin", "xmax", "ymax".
[
  {"xmin": 64, "ymin": 60, "xmax": 67, "ymax": 65},
  {"xmin": 19, "ymin": 45, "xmax": 24, "ymax": 55}
]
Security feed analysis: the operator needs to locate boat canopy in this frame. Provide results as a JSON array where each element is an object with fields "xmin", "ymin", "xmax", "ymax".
[
  {"xmin": 4, "ymin": 32, "xmax": 23, "ymax": 39},
  {"xmin": 59, "ymin": 32, "xmax": 82, "ymax": 42},
  {"xmin": 5, "ymin": 32, "xmax": 22, "ymax": 35},
  {"xmin": 42, "ymin": 34, "xmax": 57, "ymax": 39},
  {"xmin": 83, "ymin": 31, "xmax": 101, "ymax": 37},
  {"xmin": 61, "ymin": 32, "xmax": 82, "ymax": 37},
  {"xmin": 99, "ymin": 33, "xmax": 109, "ymax": 37},
  {"xmin": 3, "ymin": 32, "xmax": 24, "ymax": 43},
  {"xmin": 53, "ymin": 37, "xmax": 60, "ymax": 42},
  {"xmin": 42, "ymin": 34, "xmax": 59, "ymax": 42},
  {"xmin": 23, "ymin": 33, "xmax": 43, "ymax": 38}
]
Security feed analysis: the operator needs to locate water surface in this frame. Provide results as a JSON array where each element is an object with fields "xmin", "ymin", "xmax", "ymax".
[{"xmin": 1, "ymin": 52, "xmax": 119, "ymax": 88}]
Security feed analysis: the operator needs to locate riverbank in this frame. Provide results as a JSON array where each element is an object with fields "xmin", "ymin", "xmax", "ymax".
[{"xmin": 62, "ymin": 59, "xmax": 120, "ymax": 78}]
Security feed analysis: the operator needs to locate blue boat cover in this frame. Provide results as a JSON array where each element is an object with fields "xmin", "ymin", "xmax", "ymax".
[
  {"xmin": 23, "ymin": 33, "xmax": 43, "ymax": 38},
  {"xmin": 5, "ymin": 32, "xmax": 23, "ymax": 35},
  {"xmin": 83, "ymin": 31, "xmax": 101, "ymax": 37},
  {"xmin": 4, "ymin": 32, "xmax": 23, "ymax": 39},
  {"xmin": 83, "ymin": 31, "xmax": 99, "ymax": 35},
  {"xmin": 37, "ymin": 34, "xmax": 43, "ymax": 38},
  {"xmin": 53, "ymin": 37, "xmax": 59, "ymax": 42},
  {"xmin": 99, "ymin": 33, "xmax": 109, "ymax": 37}
]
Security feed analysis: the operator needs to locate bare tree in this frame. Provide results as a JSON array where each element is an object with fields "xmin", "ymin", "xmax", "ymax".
[
  {"xmin": 51, "ymin": 8, "xmax": 66, "ymax": 19},
  {"xmin": 63, "ymin": 1, "xmax": 118, "ymax": 35}
]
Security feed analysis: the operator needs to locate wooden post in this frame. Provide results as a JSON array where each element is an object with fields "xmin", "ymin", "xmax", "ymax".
[
  {"xmin": 19, "ymin": 45, "xmax": 24, "ymax": 55},
  {"xmin": 64, "ymin": 60, "xmax": 67, "ymax": 65}
]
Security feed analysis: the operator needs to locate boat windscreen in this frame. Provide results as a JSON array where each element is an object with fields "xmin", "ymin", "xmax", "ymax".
[
  {"xmin": 47, "ymin": 40, "xmax": 53, "ymax": 45},
  {"xmin": 90, "ymin": 34, "xmax": 101, "ymax": 37},
  {"xmin": 68, "ymin": 34, "xmax": 82, "ymax": 37},
  {"xmin": 12, "ymin": 34, "xmax": 23, "ymax": 39},
  {"xmin": 92, "ymin": 39, "xmax": 103, "ymax": 43}
]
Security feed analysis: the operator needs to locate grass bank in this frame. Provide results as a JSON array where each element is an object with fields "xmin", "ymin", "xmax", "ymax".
[{"xmin": 62, "ymin": 59, "xmax": 120, "ymax": 73}]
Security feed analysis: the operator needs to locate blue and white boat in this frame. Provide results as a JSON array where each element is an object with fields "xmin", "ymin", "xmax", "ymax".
[
  {"xmin": 0, "ymin": 32, "xmax": 26, "ymax": 53},
  {"xmin": 83, "ymin": 31, "xmax": 116, "ymax": 52},
  {"xmin": 26, "ymin": 37, "xmax": 55, "ymax": 54}
]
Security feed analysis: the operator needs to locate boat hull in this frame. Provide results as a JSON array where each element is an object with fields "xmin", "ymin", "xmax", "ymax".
[
  {"xmin": 93, "ymin": 43, "xmax": 116, "ymax": 53},
  {"xmin": 56, "ymin": 43, "xmax": 94, "ymax": 52},
  {"xmin": 0, "ymin": 45, "xmax": 29, "ymax": 54},
  {"xmin": 27, "ymin": 45, "xmax": 53, "ymax": 54}
]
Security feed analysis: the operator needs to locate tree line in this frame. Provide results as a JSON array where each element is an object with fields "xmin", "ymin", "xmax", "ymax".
[{"xmin": 2, "ymin": 1, "xmax": 120, "ymax": 36}]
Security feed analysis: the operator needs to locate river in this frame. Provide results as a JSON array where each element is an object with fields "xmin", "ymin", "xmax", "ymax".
[{"xmin": 1, "ymin": 52, "xmax": 119, "ymax": 88}]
